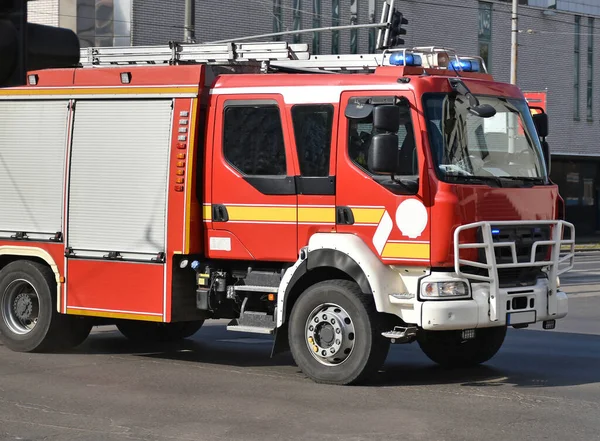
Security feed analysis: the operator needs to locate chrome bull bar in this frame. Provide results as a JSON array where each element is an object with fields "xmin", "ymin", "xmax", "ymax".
[{"xmin": 453, "ymin": 221, "xmax": 575, "ymax": 322}]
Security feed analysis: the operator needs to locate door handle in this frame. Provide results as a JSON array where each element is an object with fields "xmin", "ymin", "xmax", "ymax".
[
  {"xmin": 336, "ymin": 206, "xmax": 355, "ymax": 225},
  {"xmin": 212, "ymin": 204, "xmax": 229, "ymax": 222}
]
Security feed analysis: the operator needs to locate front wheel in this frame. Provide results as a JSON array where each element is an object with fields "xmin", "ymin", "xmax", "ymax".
[
  {"xmin": 288, "ymin": 280, "xmax": 390, "ymax": 385},
  {"xmin": 417, "ymin": 326, "xmax": 507, "ymax": 368},
  {"xmin": 117, "ymin": 320, "xmax": 204, "ymax": 343}
]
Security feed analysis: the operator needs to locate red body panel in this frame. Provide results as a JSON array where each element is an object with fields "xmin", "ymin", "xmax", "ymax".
[{"xmin": 66, "ymin": 260, "xmax": 164, "ymax": 320}]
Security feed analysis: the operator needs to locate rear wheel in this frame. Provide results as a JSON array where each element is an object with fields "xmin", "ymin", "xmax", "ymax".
[
  {"xmin": 117, "ymin": 320, "xmax": 204, "ymax": 343},
  {"xmin": 288, "ymin": 280, "xmax": 389, "ymax": 385},
  {"xmin": 0, "ymin": 260, "xmax": 81, "ymax": 352},
  {"xmin": 417, "ymin": 326, "xmax": 507, "ymax": 368}
]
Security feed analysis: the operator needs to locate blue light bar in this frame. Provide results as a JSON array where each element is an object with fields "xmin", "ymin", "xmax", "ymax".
[
  {"xmin": 389, "ymin": 52, "xmax": 422, "ymax": 67},
  {"xmin": 450, "ymin": 59, "xmax": 481, "ymax": 72},
  {"xmin": 491, "ymin": 229, "xmax": 500, "ymax": 235}
]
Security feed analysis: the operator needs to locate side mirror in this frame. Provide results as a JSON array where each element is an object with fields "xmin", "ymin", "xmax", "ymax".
[
  {"xmin": 541, "ymin": 140, "xmax": 551, "ymax": 174},
  {"xmin": 345, "ymin": 102, "xmax": 374, "ymax": 119},
  {"xmin": 532, "ymin": 113, "xmax": 549, "ymax": 138},
  {"xmin": 373, "ymin": 105, "xmax": 400, "ymax": 132},
  {"xmin": 368, "ymin": 134, "xmax": 399, "ymax": 175},
  {"xmin": 468, "ymin": 104, "xmax": 496, "ymax": 118}
]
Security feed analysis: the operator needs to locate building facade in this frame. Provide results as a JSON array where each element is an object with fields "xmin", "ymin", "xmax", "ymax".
[{"xmin": 28, "ymin": 0, "xmax": 600, "ymax": 234}]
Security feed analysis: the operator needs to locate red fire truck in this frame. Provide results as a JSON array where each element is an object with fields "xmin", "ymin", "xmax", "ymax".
[{"xmin": 0, "ymin": 36, "xmax": 574, "ymax": 384}]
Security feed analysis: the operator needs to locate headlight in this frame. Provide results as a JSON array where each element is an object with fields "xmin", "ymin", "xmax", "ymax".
[{"xmin": 421, "ymin": 281, "xmax": 469, "ymax": 299}]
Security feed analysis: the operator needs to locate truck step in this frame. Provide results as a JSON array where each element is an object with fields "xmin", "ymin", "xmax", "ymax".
[
  {"xmin": 233, "ymin": 285, "xmax": 279, "ymax": 293},
  {"xmin": 381, "ymin": 326, "xmax": 418, "ymax": 343},
  {"xmin": 226, "ymin": 325, "xmax": 274, "ymax": 335}
]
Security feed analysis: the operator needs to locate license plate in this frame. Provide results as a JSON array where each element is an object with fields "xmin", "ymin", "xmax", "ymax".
[{"xmin": 507, "ymin": 311, "xmax": 536, "ymax": 325}]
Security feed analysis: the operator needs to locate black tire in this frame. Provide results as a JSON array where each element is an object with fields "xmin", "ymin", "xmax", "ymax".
[
  {"xmin": 117, "ymin": 320, "xmax": 204, "ymax": 343},
  {"xmin": 417, "ymin": 326, "xmax": 507, "ymax": 368},
  {"xmin": 64, "ymin": 317, "xmax": 93, "ymax": 348},
  {"xmin": 288, "ymin": 280, "xmax": 390, "ymax": 385},
  {"xmin": 0, "ymin": 260, "xmax": 76, "ymax": 352}
]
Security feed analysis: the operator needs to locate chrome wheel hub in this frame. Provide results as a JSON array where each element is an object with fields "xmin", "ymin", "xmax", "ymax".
[
  {"xmin": 1, "ymin": 280, "xmax": 40, "ymax": 335},
  {"xmin": 305, "ymin": 303, "xmax": 355, "ymax": 366}
]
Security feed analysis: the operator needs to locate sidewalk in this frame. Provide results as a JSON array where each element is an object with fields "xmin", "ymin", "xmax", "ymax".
[{"xmin": 564, "ymin": 235, "xmax": 600, "ymax": 252}]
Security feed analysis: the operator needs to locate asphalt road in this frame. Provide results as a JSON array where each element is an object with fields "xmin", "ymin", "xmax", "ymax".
[{"xmin": 1, "ymin": 255, "xmax": 600, "ymax": 441}]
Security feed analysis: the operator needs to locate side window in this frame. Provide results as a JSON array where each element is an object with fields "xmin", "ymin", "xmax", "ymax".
[
  {"xmin": 348, "ymin": 105, "xmax": 418, "ymax": 177},
  {"xmin": 223, "ymin": 103, "xmax": 287, "ymax": 176},
  {"xmin": 291, "ymin": 105, "xmax": 334, "ymax": 177}
]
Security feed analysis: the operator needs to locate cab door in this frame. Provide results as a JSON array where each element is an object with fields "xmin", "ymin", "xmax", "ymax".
[
  {"xmin": 336, "ymin": 91, "xmax": 431, "ymax": 265},
  {"xmin": 210, "ymin": 95, "xmax": 298, "ymax": 262}
]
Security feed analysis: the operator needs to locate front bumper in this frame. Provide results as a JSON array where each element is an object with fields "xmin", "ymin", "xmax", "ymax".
[{"xmin": 420, "ymin": 278, "xmax": 568, "ymax": 331}]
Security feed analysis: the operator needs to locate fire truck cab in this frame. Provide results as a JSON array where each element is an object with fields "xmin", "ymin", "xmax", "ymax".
[{"xmin": 0, "ymin": 42, "xmax": 574, "ymax": 385}]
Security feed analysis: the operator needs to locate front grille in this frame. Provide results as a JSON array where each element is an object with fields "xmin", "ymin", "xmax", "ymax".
[
  {"xmin": 478, "ymin": 225, "xmax": 551, "ymax": 264},
  {"xmin": 462, "ymin": 266, "xmax": 546, "ymax": 288}
]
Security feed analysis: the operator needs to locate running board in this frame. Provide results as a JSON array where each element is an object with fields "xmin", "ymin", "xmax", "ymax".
[{"xmin": 226, "ymin": 325, "xmax": 275, "ymax": 335}]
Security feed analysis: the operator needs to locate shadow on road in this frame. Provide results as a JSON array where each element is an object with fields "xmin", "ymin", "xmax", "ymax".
[{"xmin": 66, "ymin": 325, "xmax": 600, "ymax": 389}]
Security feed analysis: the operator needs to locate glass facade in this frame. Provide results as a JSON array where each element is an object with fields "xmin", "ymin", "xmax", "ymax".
[
  {"xmin": 293, "ymin": 0, "xmax": 302, "ymax": 44},
  {"xmin": 574, "ymin": 15, "xmax": 581, "ymax": 120},
  {"xmin": 77, "ymin": 0, "xmax": 131, "ymax": 48},
  {"xmin": 368, "ymin": 0, "xmax": 376, "ymax": 53},
  {"xmin": 332, "ymin": 0, "xmax": 340, "ymax": 54},
  {"xmin": 587, "ymin": 17, "xmax": 594, "ymax": 121},
  {"xmin": 478, "ymin": 2, "xmax": 492, "ymax": 71},
  {"xmin": 313, "ymin": 0, "xmax": 321, "ymax": 54},
  {"xmin": 350, "ymin": 0, "xmax": 358, "ymax": 54},
  {"xmin": 273, "ymin": 0, "xmax": 282, "ymax": 41}
]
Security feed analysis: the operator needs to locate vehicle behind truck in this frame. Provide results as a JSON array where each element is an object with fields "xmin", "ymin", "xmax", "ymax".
[{"xmin": 0, "ymin": 8, "xmax": 575, "ymax": 384}]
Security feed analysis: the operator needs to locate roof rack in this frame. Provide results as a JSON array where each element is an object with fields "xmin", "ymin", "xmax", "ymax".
[{"xmin": 79, "ymin": 42, "xmax": 488, "ymax": 75}]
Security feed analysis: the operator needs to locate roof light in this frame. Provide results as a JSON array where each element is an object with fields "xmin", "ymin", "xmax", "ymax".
[
  {"xmin": 450, "ymin": 58, "xmax": 481, "ymax": 73},
  {"xmin": 28, "ymin": 74, "xmax": 38, "ymax": 85},
  {"xmin": 389, "ymin": 52, "xmax": 422, "ymax": 67}
]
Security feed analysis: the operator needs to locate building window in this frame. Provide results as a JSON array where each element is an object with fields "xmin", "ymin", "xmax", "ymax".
[
  {"xmin": 77, "ymin": 0, "xmax": 131, "ymax": 48},
  {"xmin": 313, "ymin": 0, "xmax": 321, "ymax": 54},
  {"xmin": 292, "ymin": 105, "xmax": 334, "ymax": 177},
  {"xmin": 332, "ymin": 0, "xmax": 340, "ymax": 54},
  {"xmin": 574, "ymin": 15, "xmax": 581, "ymax": 120},
  {"xmin": 587, "ymin": 17, "xmax": 594, "ymax": 121},
  {"xmin": 223, "ymin": 104, "xmax": 287, "ymax": 176},
  {"xmin": 293, "ymin": 0, "xmax": 302, "ymax": 44},
  {"xmin": 273, "ymin": 0, "xmax": 282, "ymax": 41},
  {"xmin": 350, "ymin": 0, "xmax": 358, "ymax": 54},
  {"xmin": 478, "ymin": 2, "xmax": 492, "ymax": 71},
  {"xmin": 368, "ymin": 0, "xmax": 376, "ymax": 53}
]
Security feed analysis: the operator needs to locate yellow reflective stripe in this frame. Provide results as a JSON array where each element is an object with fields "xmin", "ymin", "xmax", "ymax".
[
  {"xmin": 66, "ymin": 308, "xmax": 163, "ymax": 322},
  {"xmin": 226, "ymin": 206, "xmax": 297, "ymax": 222},
  {"xmin": 203, "ymin": 205, "xmax": 212, "ymax": 220},
  {"xmin": 298, "ymin": 207, "xmax": 336, "ymax": 223},
  {"xmin": 382, "ymin": 242, "xmax": 430, "ymax": 259},
  {"xmin": 351, "ymin": 208, "xmax": 385, "ymax": 224},
  {"xmin": 0, "ymin": 86, "xmax": 198, "ymax": 96}
]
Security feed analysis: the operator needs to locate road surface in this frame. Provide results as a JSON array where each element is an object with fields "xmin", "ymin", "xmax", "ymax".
[{"xmin": 1, "ymin": 253, "xmax": 599, "ymax": 441}]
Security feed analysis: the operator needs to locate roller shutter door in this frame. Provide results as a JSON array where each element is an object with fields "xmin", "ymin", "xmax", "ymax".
[
  {"xmin": 0, "ymin": 100, "xmax": 69, "ymax": 237},
  {"xmin": 68, "ymin": 100, "xmax": 173, "ymax": 256}
]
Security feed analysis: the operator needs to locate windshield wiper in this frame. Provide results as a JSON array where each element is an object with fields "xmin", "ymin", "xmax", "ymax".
[
  {"xmin": 443, "ymin": 174, "xmax": 504, "ymax": 187},
  {"xmin": 496, "ymin": 176, "xmax": 547, "ymax": 185}
]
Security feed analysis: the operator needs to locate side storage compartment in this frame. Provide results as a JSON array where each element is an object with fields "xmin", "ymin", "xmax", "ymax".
[
  {"xmin": 64, "ymin": 99, "xmax": 173, "ymax": 320},
  {"xmin": 0, "ymin": 100, "xmax": 70, "ymax": 239}
]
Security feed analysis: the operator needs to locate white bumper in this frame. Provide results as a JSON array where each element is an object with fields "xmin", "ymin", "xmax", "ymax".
[{"xmin": 419, "ymin": 279, "xmax": 568, "ymax": 331}]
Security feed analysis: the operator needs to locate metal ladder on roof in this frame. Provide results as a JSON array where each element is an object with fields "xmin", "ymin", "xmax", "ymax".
[{"xmin": 79, "ymin": 41, "xmax": 313, "ymax": 67}]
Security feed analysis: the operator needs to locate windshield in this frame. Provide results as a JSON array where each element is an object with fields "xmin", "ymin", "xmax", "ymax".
[{"xmin": 424, "ymin": 94, "xmax": 548, "ymax": 184}]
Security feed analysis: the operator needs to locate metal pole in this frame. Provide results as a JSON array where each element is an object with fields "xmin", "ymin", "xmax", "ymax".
[
  {"xmin": 510, "ymin": 0, "xmax": 518, "ymax": 85},
  {"xmin": 184, "ymin": 0, "xmax": 196, "ymax": 43},
  {"xmin": 208, "ymin": 22, "xmax": 387, "ymax": 44}
]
